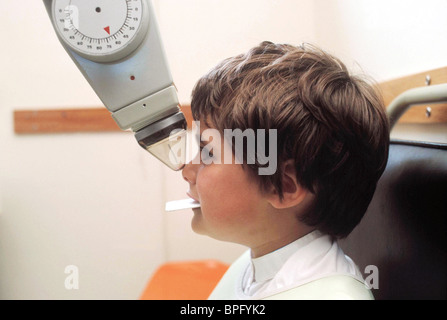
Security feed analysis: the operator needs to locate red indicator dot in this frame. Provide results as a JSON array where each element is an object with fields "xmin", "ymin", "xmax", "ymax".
[{"xmin": 130, "ymin": 76, "xmax": 136, "ymax": 81}]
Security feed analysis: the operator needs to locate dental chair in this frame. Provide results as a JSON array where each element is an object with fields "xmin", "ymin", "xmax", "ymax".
[{"xmin": 339, "ymin": 84, "xmax": 447, "ymax": 300}]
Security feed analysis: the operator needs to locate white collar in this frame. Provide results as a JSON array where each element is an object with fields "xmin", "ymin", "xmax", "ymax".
[
  {"xmin": 250, "ymin": 230, "xmax": 324, "ymax": 283},
  {"xmin": 240, "ymin": 229, "xmax": 365, "ymax": 299}
]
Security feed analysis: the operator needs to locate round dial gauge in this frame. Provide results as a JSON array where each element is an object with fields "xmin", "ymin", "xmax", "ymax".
[{"xmin": 52, "ymin": 0, "xmax": 149, "ymax": 63}]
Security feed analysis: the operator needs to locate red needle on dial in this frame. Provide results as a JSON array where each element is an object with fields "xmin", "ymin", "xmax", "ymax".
[{"xmin": 104, "ymin": 26, "xmax": 110, "ymax": 35}]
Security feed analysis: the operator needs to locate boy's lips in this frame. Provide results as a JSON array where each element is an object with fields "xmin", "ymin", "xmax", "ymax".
[{"xmin": 186, "ymin": 192, "xmax": 200, "ymax": 203}]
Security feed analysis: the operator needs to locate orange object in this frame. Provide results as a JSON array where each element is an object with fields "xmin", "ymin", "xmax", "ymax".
[{"xmin": 140, "ymin": 260, "xmax": 229, "ymax": 300}]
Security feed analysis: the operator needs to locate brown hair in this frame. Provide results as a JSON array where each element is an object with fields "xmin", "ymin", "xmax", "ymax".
[{"xmin": 191, "ymin": 41, "xmax": 390, "ymax": 238}]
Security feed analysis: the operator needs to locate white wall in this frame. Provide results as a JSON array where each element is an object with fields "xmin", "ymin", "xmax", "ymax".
[{"xmin": 0, "ymin": 0, "xmax": 445, "ymax": 300}]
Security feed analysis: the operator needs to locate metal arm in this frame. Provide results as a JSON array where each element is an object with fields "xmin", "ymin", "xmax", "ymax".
[
  {"xmin": 387, "ymin": 84, "xmax": 447, "ymax": 129},
  {"xmin": 43, "ymin": 0, "xmax": 188, "ymax": 171}
]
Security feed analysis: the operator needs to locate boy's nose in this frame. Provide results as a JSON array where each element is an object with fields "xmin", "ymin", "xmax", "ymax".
[{"xmin": 182, "ymin": 161, "xmax": 198, "ymax": 184}]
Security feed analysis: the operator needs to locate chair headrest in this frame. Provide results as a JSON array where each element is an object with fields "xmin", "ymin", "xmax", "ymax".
[{"xmin": 340, "ymin": 140, "xmax": 447, "ymax": 300}]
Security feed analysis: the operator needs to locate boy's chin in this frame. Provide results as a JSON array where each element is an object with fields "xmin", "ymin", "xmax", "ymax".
[
  {"xmin": 190, "ymin": 208, "xmax": 207, "ymax": 235},
  {"xmin": 192, "ymin": 207, "xmax": 202, "ymax": 214}
]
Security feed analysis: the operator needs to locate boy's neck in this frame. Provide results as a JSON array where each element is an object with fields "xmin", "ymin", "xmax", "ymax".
[{"xmin": 250, "ymin": 226, "xmax": 316, "ymax": 259}]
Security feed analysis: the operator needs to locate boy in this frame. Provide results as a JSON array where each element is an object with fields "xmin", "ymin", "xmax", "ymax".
[{"xmin": 182, "ymin": 41, "xmax": 390, "ymax": 300}]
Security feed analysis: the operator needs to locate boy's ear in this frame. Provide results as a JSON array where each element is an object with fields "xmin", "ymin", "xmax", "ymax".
[{"xmin": 266, "ymin": 160, "xmax": 308, "ymax": 209}]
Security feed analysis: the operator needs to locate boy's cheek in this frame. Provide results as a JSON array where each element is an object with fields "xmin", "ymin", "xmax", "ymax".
[
  {"xmin": 196, "ymin": 164, "xmax": 257, "ymax": 213},
  {"xmin": 195, "ymin": 170, "xmax": 215, "ymax": 198},
  {"xmin": 195, "ymin": 166, "xmax": 226, "ymax": 194}
]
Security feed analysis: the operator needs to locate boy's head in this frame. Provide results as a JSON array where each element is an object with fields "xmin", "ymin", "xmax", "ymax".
[{"xmin": 186, "ymin": 41, "xmax": 390, "ymax": 239}]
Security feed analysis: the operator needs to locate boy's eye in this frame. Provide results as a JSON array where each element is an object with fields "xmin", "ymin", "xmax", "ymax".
[{"xmin": 200, "ymin": 146, "xmax": 214, "ymax": 162}]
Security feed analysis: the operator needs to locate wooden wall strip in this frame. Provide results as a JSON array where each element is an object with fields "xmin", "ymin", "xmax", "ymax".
[
  {"xmin": 14, "ymin": 105, "xmax": 194, "ymax": 134},
  {"xmin": 13, "ymin": 67, "xmax": 447, "ymax": 134},
  {"xmin": 179, "ymin": 105, "xmax": 194, "ymax": 129},
  {"xmin": 14, "ymin": 108, "xmax": 121, "ymax": 134},
  {"xmin": 396, "ymin": 104, "xmax": 447, "ymax": 124}
]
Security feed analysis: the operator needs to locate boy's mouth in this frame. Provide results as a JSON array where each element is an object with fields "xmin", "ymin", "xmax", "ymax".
[{"xmin": 186, "ymin": 192, "xmax": 200, "ymax": 203}]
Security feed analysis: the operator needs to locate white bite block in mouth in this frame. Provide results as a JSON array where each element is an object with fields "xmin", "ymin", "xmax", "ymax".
[{"xmin": 165, "ymin": 199, "xmax": 201, "ymax": 212}]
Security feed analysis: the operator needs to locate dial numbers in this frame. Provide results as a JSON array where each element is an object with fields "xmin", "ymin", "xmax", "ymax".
[{"xmin": 53, "ymin": 0, "xmax": 147, "ymax": 62}]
